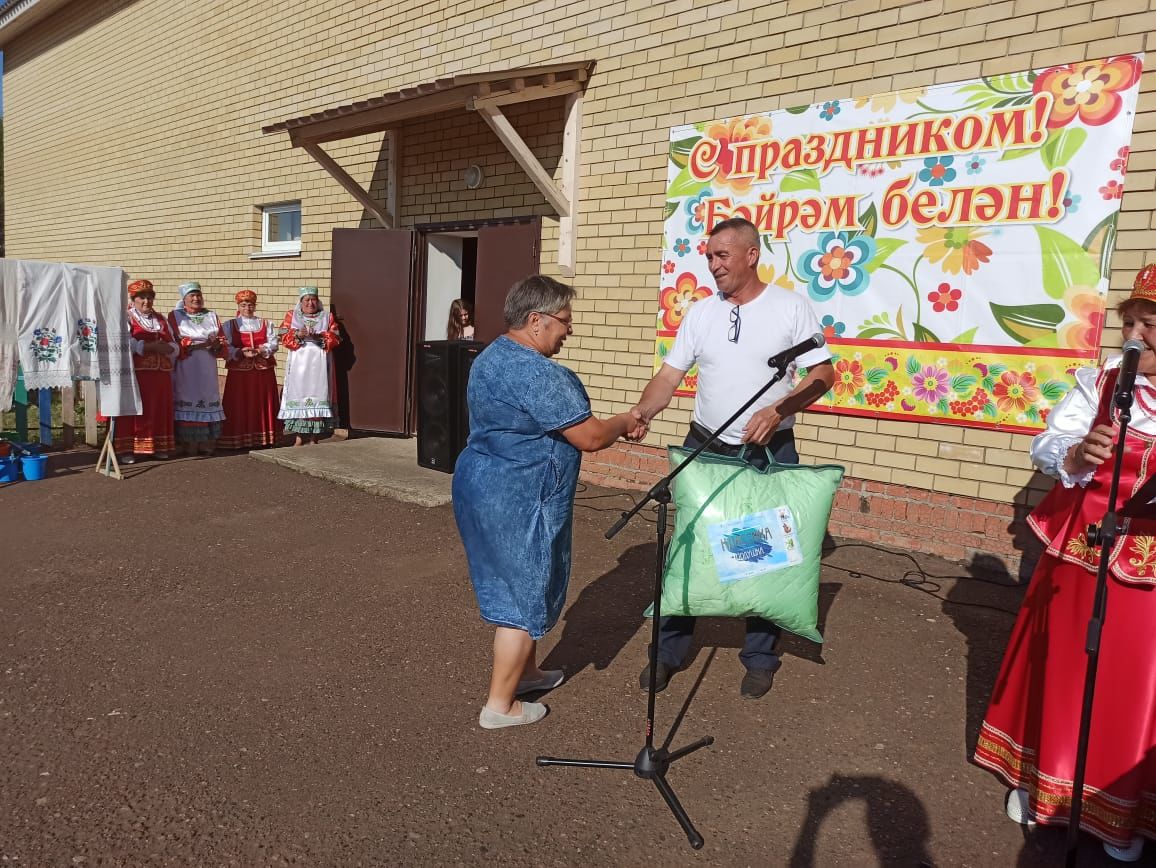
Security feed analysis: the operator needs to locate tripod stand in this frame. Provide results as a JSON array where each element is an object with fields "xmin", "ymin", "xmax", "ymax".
[{"xmin": 537, "ymin": 362, "xmax": 795, "ymax": 849}]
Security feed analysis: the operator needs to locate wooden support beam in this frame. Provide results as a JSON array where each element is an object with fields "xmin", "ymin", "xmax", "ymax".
[
  {"xmin": 385, "ymin": 130, "xmax": 399, "ymax": 222},
  {"xmin": 558, "ymin": 92, "xmax": 583, "ymax": 278},
  {"xmin": 82, "ymin": 381, "xmax": 98, "ymax": 447},
  {"xmin": 293, "ymin": 88, "xmax": 472, "ymax": 143},
  {"xmin": 300, "ymin": 140, "xmax": 395, "ymax": 229},
  {"xmin": 476, "ymin": 104, "xmax": 570, "ymax": 218},
  {"xmin": 470, "ymin": 79, "xmax": 583, "ymax": 111}
]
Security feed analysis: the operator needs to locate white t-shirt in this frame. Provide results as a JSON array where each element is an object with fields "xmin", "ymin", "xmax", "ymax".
[{"xmin": 664, "ymin": 286, "xmax": 831, "ymax": 445}]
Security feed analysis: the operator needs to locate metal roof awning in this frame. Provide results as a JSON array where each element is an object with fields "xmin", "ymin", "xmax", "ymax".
[
  {"xmin": 262, "ymin": 62, "xmax": 594, "ymax": 143},
  {"xmin": 262, "ymin": 62, "xmax": 593, "ymax": 275}
]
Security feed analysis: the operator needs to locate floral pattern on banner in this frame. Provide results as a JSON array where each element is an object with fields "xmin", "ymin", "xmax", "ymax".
[
  {"xmin": 658, "ymin": 56, "xmax": 1144, "ymax": 429},
  {"xmin": 798, "ymin": 341, "xmax": 1089, "ymax": 432}
]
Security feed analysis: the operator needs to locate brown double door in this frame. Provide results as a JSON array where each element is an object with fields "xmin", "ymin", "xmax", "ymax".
[{"xmin": 331, "ymin": 219, "xmax": 540, "ymax": 435}]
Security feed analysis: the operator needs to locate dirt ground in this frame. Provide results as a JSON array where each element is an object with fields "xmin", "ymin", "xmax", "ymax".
[{"xmin": 1, "ymin": 452, "xmax": 1151, "ymax": 867}]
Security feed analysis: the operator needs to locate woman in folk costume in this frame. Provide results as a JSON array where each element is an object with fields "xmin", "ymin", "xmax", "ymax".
[
  {"xmin": 278, "ymin": 286, "xmax": 341, "ymax": 446},
  {"xmin": 219, "ymin": 290, "xmax": 282, "ymax": 450},
  {"xmin": 168, "ymin": 281, "xmax": 228, "ymax": 456},
  {"xmin": 974, "ymin": 264, "xmax": 1156, "ymax": 863},
  {"xmin": 113, "ymin": 279, "xmax": 177, "ymax": 464}
]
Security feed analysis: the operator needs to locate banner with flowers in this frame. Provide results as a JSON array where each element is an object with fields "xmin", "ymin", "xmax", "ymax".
[{"xmin": 655, "ymin": 55, "xmax": 1143, "ymax": 432}]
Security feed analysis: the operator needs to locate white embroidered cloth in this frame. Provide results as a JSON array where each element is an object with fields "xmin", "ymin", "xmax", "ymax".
[
  {"xmin": 279, "ymin": 311, "xmax": 334, "ymax": 420},
  {"xmin": 17, "ymin": 261, "xmax": 73, "ymax": 390},
  {"xmin": 0, "ymin": 260, "xmax": 18, "ymax": 411},
  {"xmin": 88, "ymin": 265, "xmax": 140, "ymax": 417},
  {"xmin": 68, "ymin": 265, "xmax": 101, "ymax": 382},
  {"xmin": 170, "ymin": 308, "xmax": 225, "ymax": 422}
]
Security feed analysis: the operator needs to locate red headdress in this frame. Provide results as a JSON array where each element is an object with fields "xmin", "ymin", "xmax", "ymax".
[
  {"xmin": 235, "ymin": 289, "xmax": 258, "ymax": 306},
  {"xmin": 127, "ymin": 279, "xmax": 155, "ymax": 298},
  {"xmin": 1132, "ymin": 264, "xmax": 1156, "ymax": 303}
]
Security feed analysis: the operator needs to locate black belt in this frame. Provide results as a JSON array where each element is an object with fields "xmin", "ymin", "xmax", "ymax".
[{"xmin": 688, "ymin": 421, "xmax": 791, "ymax": 455}]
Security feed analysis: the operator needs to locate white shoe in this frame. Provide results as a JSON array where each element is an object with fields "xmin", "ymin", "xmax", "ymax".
[
  {"xmin": 1005, "ymin": 788, "xmax": 1036, "ymax": 826},
  {"xmin": 515, "ymin": 669, "xmax": 564, "ymax": 695},
  {"xmin": 1103, "ymin": 836, "xmax": 1145, "ymax": 863},
  {"xmin": 478, "ymin": 701, "xmax": 548, "ymax": 730}
]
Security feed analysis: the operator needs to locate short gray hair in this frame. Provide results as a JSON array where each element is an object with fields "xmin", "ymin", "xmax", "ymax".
[{"xmin": 503, "ymin": 275, "xmax": 577, "ymax": 328}]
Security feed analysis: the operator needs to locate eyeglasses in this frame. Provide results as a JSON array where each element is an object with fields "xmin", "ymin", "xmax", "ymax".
[
  {"xmin": 728, "ymin": 304, "xmax": 741, "ymax": 343},
  {"xmin": 537, "ymin": 311, "xmax": 573, "ymax": 334}
]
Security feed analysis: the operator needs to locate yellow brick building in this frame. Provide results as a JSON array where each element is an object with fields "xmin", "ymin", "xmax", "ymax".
[{"xmin": 2, "ymin": 0, "xmax": 1154, "ymax": 570}]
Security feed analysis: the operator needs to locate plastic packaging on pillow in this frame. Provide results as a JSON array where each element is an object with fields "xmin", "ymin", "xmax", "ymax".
[{"xmin": 654, "ymin": 445, "xmax": 845, "ymax": 644}]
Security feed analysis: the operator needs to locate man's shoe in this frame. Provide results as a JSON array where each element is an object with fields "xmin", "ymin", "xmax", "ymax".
[
  {"xmin": 740, "ymin": 667, "xmax": 776, "ymax": 699},
  {"xmin": 1103, "ymin": 836, "xmax": 1144, "ymax": 863},
  {"xmin": 478, "ymin": 701, "xmax": 548, "ymax": 730},
  {"xmin": 638, "ymin": 661, "xmax": 672, "ymax": 692}
]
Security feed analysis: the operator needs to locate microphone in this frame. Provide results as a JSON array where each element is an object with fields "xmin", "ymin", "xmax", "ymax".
[
  {"xmin": 768, "ymin": 333, "xmax": 826, "ymax": 369},
  {"xmin": 1115, "ymin": 339, "xmax": 1145, "ymax": 409}
]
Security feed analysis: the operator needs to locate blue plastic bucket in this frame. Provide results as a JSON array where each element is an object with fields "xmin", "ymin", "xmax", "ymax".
[
  {"xmin": 20, "ymin": 454, "xmax": 48, "ymax": 481},
  {"xmin": 0, "ymin": 456, "xmax": 17, "ymax": 483}
]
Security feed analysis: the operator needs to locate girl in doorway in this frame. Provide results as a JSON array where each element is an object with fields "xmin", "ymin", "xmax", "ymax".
[{"xmin": 447, "ymin": 298, "xmax": 475, "ymax": 340}]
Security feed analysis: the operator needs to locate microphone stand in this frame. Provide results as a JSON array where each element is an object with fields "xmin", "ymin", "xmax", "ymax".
[
  {"xmin": 537, "ymin": 361, "xmax": 794, "ymax": 849},
  {"xmin": 1064, "ymin": 380, "xmax": 1135, "ymax": 866}
]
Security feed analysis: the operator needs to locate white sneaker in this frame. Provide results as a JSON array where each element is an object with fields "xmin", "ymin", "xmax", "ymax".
[
  {"xmin": 1103, "ymin": 836, "xmax": 1145, "ymax": 863},
  {"xmin": 478, "ymin": 701, "xmax": 548, "ymax": 730},
  {"xmin": 1005, "ymin": 788, "xmax": 1036, "ymax": 826}
]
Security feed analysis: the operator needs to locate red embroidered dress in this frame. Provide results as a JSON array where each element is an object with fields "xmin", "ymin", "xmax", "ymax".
[
  {"xmin": 113, "ymin": 309, "xmax": 177, "ymax": 456},
  {"xmin": 219, "ymin": 317, "xmax": 281, "ymax": 449},
  {"xmin": 974, "ymin": 362, "xmax": 1156, "ymax": 848}
]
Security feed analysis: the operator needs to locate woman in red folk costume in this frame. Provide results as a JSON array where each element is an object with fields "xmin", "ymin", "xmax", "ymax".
[
  {"xmin": 278, "ymin": 286, "xmax": 341, "ymax": 446},
  {"xmin": 219, "ymin": 290, "xmax": 282, "ymax": 450},
  {"xmin": 114, "ymin": 279, "xmax": 177, "ymax": 464},
  {"xmin": 974, "ymin": 264, "xmax": 1156, "ymax": 863}
]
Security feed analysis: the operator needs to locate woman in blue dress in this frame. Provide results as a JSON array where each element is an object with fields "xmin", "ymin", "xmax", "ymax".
[{"xmin": 453, "ymin": 275, "xmax": 647, "ymax": 730}]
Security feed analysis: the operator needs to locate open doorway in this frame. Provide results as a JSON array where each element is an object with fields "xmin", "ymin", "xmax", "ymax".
[{"xmin": 422, "ymin": 231, "xmax": 478, "ymax": 341}]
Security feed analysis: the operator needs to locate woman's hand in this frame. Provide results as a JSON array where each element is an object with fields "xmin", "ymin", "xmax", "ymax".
[
  {"xmin": 242, "ymin": 347, "xmax": 259, "ymax": 358},
  {"xmin": 1068, "ymin": 424, "xmax": 1116, "ymax": 472}
]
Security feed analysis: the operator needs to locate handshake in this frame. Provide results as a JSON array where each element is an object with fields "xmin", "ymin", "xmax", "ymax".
[{"xmin": 623, "ymin": 405, "xmax": 651, "ymax": 443}]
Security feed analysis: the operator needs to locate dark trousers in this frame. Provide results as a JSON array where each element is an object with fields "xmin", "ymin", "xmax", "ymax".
[{"xmin": 655, "ymin": 423, "xmax": 799, "ymax": 674}]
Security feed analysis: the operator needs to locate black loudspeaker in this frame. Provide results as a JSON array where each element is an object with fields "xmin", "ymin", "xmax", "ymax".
[{"xmin": 416, "ymin": 340, "xmax": 484, "ymax": 473}]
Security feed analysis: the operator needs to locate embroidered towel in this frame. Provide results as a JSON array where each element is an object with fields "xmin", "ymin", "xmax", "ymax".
[
  {"xmin": 68, "ymin": 265, "xmax": 101, "ymax": 382},
  {"xmin": 89, "ymin": 265, "xmax": 139, "ymax": 417},
  {"xmin": 17, "ymin": 260, "xmax": 73, "ymax": 390}
]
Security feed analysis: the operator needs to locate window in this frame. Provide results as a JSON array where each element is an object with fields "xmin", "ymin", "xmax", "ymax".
[{"xmin": 260, "ymin": 202, "xmax": 301, "ymax": 255}]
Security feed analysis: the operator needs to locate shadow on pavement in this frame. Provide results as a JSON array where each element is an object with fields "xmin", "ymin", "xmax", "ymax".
[
  {"xmin": 541, "ymin": 543, "xmax": 653, "ymax": 677},
  {"xmin": 787, "ymin": 774, "xmax": 934, "ymax": 867}
]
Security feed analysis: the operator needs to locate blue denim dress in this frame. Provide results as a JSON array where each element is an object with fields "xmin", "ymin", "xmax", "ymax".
[{"xmin": 452, "ymin": 336, "xmax": 592, "ymax": 639}]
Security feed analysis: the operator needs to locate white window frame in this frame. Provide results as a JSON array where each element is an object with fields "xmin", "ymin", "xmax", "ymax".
[{"xmin": 259, "ymin": 201, "xmax": 302, "ymax": 256}]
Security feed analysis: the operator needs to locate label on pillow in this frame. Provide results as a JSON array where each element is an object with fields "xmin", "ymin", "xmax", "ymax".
[{"xmin": 706, "ymin": 506, "xmax": 802, "ymax": 584}]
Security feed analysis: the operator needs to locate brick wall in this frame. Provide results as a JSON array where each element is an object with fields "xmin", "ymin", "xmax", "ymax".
[{"xmin": 4, "ymin": 0, "xmax": 1154, "ymax": 573}]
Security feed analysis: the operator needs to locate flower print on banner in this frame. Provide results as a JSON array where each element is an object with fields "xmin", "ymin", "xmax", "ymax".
[
  {"xmin": 30, "ymin": 327, "xmax": 63, "ymax": 364},
  {"xmin": 917, "ymin": 226, "xmax": 992, "ymax": 276},
  {"xmin": 918, "ymin": 156, "xmax": 957, "ymax": 187},
  {"xmin": 1061, "ymin": 188, "xmax": 1081, "ymax": 214},
  {"xmin": 818, "ymin": 100, "xmax": 841, "ymax": 121},
  {"xmin": 928, "ymin": 283, "xmax": 963, "ymax": 313},
  {"xmin": 964, "ymin": 154, "xmax": 986, "ymax": 176},
  {"xmin": 797, "ymin": 231, "xmax": 876, "ymax": 302},
  {"xmin": 912, "ymin": 364, "xmax": 950, "ymax": 405},
  {"xmin": 702, "ymin": 115, "xmax": 772, "ymax": 194},
  {"xmin": 1110, "ymin": 146, "xmax": 1130, "ymax": 174},
  {"xmin": 820, "ymin": 315, "xmax": 846, "ymax": 340},
  {"xmin": 662, "ymin": 260, "xmax": 676, "ymax": 274},
  {"xmin": 658, "ymin": 272, "xmax": 712, "ymax": 330},
  {"xmin": 757, "ymin": 262, "xmax": 796, "ymax": 292},
  {"xmin": 833, "ymin": 358, "xmax": 866, "ymax": 399},
  {"xmin": 75, "ymin": 318, "xmax": 98, "ymax": 352},
  {"xmin": 673, "ymin": 237, "xmax": 691, "ymax": 256},
  {"xmin": 684, "ymin": 190, "xmax": 710, "ymax": 234},
  {"xmin": 853, "ymin": 86, "xmax": 925, "ymax": 113},
  {"xmin": 696, "ymin": 240, "xmax": 708, "ymax": 255},
  {"xmin": 992, "ymin": 369, "xmax": 1041, "ymax": 414},
  {"xmin": 1099, "ymin": 179, "xmax": 1124, "ymax": 200},
  {"xmin": 1058, "ymin": 288, "xmax": 1106, "ymax": 351},
  {"xmin": 1032, "ymin": 56, "xmax": 1142, "ymax": 129},
  {"xmin": 857, "ymin": 163, "xmax": 886, "ymax": 178}
]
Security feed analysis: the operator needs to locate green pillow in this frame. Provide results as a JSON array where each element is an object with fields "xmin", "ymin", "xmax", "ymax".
[{"xmin": 654, "ymin": 445, "xmax": 845, "ymax": 644}]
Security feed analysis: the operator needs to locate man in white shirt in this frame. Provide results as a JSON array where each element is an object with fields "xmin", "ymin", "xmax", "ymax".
[{"xmin": 632, "ymin": 217, "xmax": 835, "ymax": 699}]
